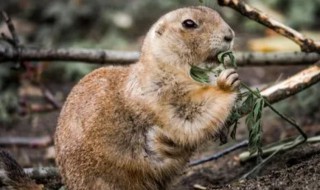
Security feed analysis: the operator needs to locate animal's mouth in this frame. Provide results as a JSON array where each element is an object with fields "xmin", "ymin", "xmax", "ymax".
[
  {"xmin": 206, "ymin": 53, "xmax": 220, "ymax": 63},
  {"xmin": 207, "ymin": 45, "xmax": 232, "ymax": 64},
  {"xmin": 206, "ymin": 50, "xmax": 224, "ymax": 64}
]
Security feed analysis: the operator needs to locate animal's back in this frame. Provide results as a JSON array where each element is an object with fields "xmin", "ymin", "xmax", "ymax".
[
  {"xmin": 55, "ymin": 66, "xmax": 169, "ymax": 189},
  {"xmin": 56, "ymin": 66, "xmax": 131, "ymax": 189}
]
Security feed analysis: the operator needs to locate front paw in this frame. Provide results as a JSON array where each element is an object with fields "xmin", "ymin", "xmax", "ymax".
[{"xmin": 217, "ymin": 69, "xmax": 240, "ymax": 91}]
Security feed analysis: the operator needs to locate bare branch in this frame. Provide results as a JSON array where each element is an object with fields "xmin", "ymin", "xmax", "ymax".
[
  {"xmin": 0, "ymin": 47, "xmax": 140, "ymax": 65},
  {"xmin": 0, "ymin": 151, "xmax": 43, "ymax": 189},
  {"xmin": 189, "ymin": 140, "xmax": 248, "ymax": 167},
  {"xmin": 40, "ymin": 86, "xmax": 61, "ymax": 109},
  {"xmin": 217, "ymin": 0, "xmax": 320, "ymax": 52},
  {"xmin": 233, "ymin": 52, "xmax": 320, "ymax": 66},
  {"xmin": 23, "ymin": 167, "xmax": 59, "ymax": 180},
  {"xmin": 0, "ymin": 136, "xmax": 52, "ymax": 148},
  {"xmin": 229, "ymin": 61, "xmax": 320, "ymax": 124},
  {"xmin": 261, "ymin": 62, "xmax": 320, "ymax": 103},
  {"xmin": 0, "ymin": 166, "xmax": 60, "ymax": 187},
  {"xmin": 0, "ymin": 47, "xmax": 319, "ymax": 66},
  {"xmin": 1, "ymin": 10, "xmax": 24, "ymax": 69},
  {"xmin": 1, "ymin": 11, "xmax": 20, "ymax": 48},
  {"xmin": 239, "ymin": 135, "xmax": 320, "ymax": 162}
]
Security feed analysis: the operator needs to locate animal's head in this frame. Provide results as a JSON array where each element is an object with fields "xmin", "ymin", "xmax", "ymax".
[{"xmin": 142, "ymin": 6, "xmax": 234, "ymax": 68}]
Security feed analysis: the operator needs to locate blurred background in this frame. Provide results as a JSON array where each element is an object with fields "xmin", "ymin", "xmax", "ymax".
[{"xmin": 0, "ymin": 0, "xmax": 319, "ymax": 188}]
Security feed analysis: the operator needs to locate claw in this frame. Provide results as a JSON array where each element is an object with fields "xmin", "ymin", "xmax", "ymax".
[{"xmin": 217, "ymin": 69, "xmax": 240, "ymax": 91}]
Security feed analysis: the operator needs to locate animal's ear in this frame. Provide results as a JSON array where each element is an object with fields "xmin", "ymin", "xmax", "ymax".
[{"xmin": 155, "ymin": 22, "xmax": 166, "ymax": 36}]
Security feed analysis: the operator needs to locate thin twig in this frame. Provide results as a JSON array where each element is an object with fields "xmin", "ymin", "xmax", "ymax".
[
  {"xmin": 0, "ymin": 10, "xmax": 23, "ymax": 69},
  {"xmin": 0, "ymin": 136, "xmax": 52, "ymax": 148},
  {"xmin": 189, "ymin": 140, "xmax": 248, "ymax": 167},
  {"xmin": 0, "ymin": 47, "xmax": 320, "ymax": 66},
  {"xmin": 240, "ymin": 134, "xmax": 320, "ymax": 178},
  {"xmin": 0, "ymin": 166, "xmax": 60, "ymax": 181},
  {"xmin": 239, "ymin": 135, "xmax": 320, "ymax": 162},
  {"xmin": 241, "ymin": 83, "xmax": 308, "ymax": 139},
  {"xmin": 0, "ymin": 167, "xmax": 60, "ymax": 188},
  {"xmin": 40, "ymin": 85, "xmax": 61, "ymax": 109},
  {"xmin": 0, "ymin": 11, "xmax": 20, "ymax": 48},
  {"xmin": 217, "ymin": 0, "xmax": 320, "ymax": 52}
]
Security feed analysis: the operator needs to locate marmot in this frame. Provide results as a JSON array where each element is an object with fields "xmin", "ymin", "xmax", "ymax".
[{"xmin": 55, "ymin": 6, "xmax": 239, "ymax": 190}]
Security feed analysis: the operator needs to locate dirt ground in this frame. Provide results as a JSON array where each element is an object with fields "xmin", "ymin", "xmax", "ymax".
[
  {"xmin": 173, "ymin": 143, "xmax": 320, "ymax": 190},
  {"xmin": 0, "ymin": 66, "xmax": 319, "ymax": 189}
]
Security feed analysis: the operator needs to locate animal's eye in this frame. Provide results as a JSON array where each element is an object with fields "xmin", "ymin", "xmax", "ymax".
[{"xmin": 182, "ymin": 19, "xmax": 198, "ymax": 29}]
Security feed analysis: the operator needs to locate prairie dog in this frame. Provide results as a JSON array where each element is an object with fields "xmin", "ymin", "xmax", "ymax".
[{"xmin": 55, "ymin": 6, "xmax": 239, "ymax": 190}]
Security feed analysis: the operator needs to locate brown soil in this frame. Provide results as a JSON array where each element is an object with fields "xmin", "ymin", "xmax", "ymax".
[{"xmin": 172, "ymin": 143, "xmax": 320, "ymax": 190}]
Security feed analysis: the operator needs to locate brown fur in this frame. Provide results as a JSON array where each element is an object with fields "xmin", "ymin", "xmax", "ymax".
[{"xmin": 55, "ymin": 6, "xmax": 239, "ymax": 190}]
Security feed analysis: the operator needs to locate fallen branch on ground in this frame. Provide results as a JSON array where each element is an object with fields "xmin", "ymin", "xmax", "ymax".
[
  {"xmin": 0, "ymin": 166, "xmax": 60, "ymax": 185},
  {"xmin": 239, "ymin": 135, "xmax": 320, "ymax": 162},
  {"xmin": 189, "ymin": 140, "xmax": 248, "ymax": 167},
  {"xmin": 217, "ymin": 0, "xmax": 320, "ymax": 52}
]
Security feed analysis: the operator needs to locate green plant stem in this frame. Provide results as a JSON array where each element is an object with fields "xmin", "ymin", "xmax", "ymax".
[
  {"xmin": 239, "ymin": 82, "xmax": 308, "ymax": 178},
  {"xmin": 241, "ymin": 136, "xmax": 306, "ymax": 178},
  {"xmin": 240, "ymin": 82, "xmax": 308, "ymax": 141},
  {"xmin": 241, "ymin": 145, "xmax": 281, "ymax": 179},
  {"xmin": 239, "ymin": 135, "xmax": 310, "ymax": 162}
]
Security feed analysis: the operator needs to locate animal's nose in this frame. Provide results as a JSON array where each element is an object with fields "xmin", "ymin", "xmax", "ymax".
[{"xmin": 223, "ymin": 28, "xmax": 234, "ymax": 42}]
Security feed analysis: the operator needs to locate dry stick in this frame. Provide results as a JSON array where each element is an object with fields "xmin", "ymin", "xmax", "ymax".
[
  {"xmin": 0, "ymin": 167, "xmax": 60, "ymax": 183},
  {"xmin": 217, "ymin": 0, "xmax": 320, "ymax": 52},
  {"xmin": 262, "ymin": 64, "xmax": 320, "ymax": 103},
  {"xmin": 0, "ymin": 10, "xmax": 23, "ymax": 69},
  {"xmin": 239, "ymin": 135, "xmax": 320, "ymax": 162},
  {"xmin": 239, "ymin": 135, "xmax": 320, "ymax": 179},
  {"xmin": 0, "ymin": 47, "xmax": 140, "ymax": 65},
  {"xmin": 1, "ymin": 47, "xmax": 320, "ymax": 66},
  {"xmin": 28, "ymin": 104, "xmax": 56, "ymax": 113},
  {"xmin": 40, "ymin": 85, "xmax": 61, "ymax": 109},
  {"xmin": 0, "ymin": 136, "xmax": 52, "ymax": 148},
  {"xmin": 189, "ymin": 140, "xmax": 248, "ymax": 167},
  {"xmin": 0, "ymin": 11, "xmax": 20, "ymax": 48}
]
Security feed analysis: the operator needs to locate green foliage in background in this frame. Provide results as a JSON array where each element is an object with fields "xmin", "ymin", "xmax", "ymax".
[
  {"xmin": 266, "ymin": 0, "xmax": 320, "ymax": 29},
  {"xmin": 0, "ymin": 65, "xmax": 19, "ymax": 125}
]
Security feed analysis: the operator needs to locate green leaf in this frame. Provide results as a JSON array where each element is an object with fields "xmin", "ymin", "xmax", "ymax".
[
  {"xmin": 190, "ymin": 65, "xmax": 210, "ymax": 83},
  {"xmin": 217, "ymin": 50, "xmax": 237, "ymax": 68},
  {"xmin": 230, "ymin": 121, "xmax": 238, "ymax": 139},
  {"xmin": 246, "ymin": 96, "xmax": 264, "ymax": 156}
]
